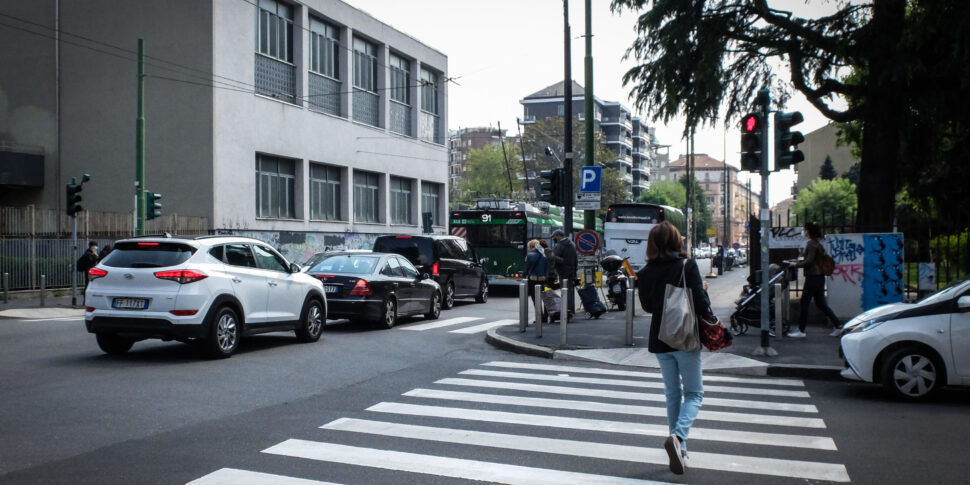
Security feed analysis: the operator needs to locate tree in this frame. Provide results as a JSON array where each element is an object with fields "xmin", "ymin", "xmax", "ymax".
[
  {"xmin": 819, "ymin": 156, "xmax": 837, "ymax": 180},
  {"xmin": 790, "ymin": 178, "xmax": 858, "ymax": 228},
  {"xmin": 611, "ymin": 0, "xmax": 970, "ymax": 230},
  {"xmin": 637, "ymin": 179, "xmax": 685, "ymax": 207},
  {"xmin": 679, "ymin": 174, "xmax": 713, "ymax": 247},
  {"xmin": 841, "ymin": 162, "xmax": 861, "ymax": 193},
  {"xmin": 462, "ymin": 144, "xmax": 521, "ymax": 200}
]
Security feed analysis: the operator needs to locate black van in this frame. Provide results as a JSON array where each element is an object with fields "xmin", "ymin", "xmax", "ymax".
[{"xmin": 372, "ymin": 235, "xmax": 487, "ymax": 309}]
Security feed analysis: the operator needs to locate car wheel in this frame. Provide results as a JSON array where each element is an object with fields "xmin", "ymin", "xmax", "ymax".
[
  {"xmin": 443, "ymin": 281, "xmax": 455, "ymax": 309},
  {"xmin": 881, "ymin": 347, "xmax": 942, "ymax": 400},
  {"xmin": 205, "ymin": 306, "xmax": 241, "ymax": 358},
  {"xmin": 475, "ymin": 278, "xmax": 489, "ymax": 303},
  {"xmin": 380, "ymin": 298, "xmax": 398, "ymax": 329},
  {"xmin": 425, "ymin": 291, "xmax": 442, "ymax": 320},
  {"xmin": 295, "ymin": 298, "xmax": 324, "ymax": 343},
  {"xmin": 96, "ymin": 333, "xmax": 133, "ymax": 355}
]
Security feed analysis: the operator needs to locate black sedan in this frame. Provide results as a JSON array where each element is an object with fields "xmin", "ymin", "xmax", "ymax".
[{"xmin": 306, "ymin": 252, "xmax": 441, "ymax": 328}]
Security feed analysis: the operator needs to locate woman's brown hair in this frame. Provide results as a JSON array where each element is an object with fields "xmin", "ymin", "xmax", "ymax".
[{"xmin": 646, "ymin": 221, "xmax": 687, "ymax": 262}]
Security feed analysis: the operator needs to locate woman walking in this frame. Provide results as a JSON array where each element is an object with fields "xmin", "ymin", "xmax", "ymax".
[
  {"xmin": 790, "ymin": 221, "xmax": 841, "ymax": 337},
  {"xmin": 636, "ymin": 221, "xmax": 710, "ymax": 475}
]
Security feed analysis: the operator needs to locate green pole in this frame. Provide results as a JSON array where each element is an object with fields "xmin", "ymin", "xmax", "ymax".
[
  {"xmin": 135, "ymin": 38, "xmax": 146, "ymax": 235},
  {"xmin": 583, "ymin": 0, "xmax": 595, "ymax": 230}
]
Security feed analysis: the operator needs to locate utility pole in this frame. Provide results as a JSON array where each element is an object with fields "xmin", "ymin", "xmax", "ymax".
[
  {"xmin": 497, "ymin": 121, "xmax": 514, "ymax": 199},
  {"xmin": 562, "ymin": 0, "xmax": 574, "ymax": 236},
  {"xmin": 582, "ymin": 0, "xmax": 595, "ymax": 230},
  {"xmin": 135, "ymin": 38, "xmax": 146, "ymax": 235},
  {"xmin": 687, "ymin": 127, "xmax": 695, "ymax": 253}
]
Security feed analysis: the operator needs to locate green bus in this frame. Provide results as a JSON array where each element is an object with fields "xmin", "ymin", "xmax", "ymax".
[{"xmin": 449, "ymin": 201, "xmax": 590, "ymax": 286}]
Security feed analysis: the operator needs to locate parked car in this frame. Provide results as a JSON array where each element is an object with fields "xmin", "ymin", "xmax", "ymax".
[
  {"xmin": 839, "ymin": 276, "xmax": 970, "ymax": 400},
  {"xmin": 372, "ymin": 235, "xmax": 487, "ymax": 309},
  {"xmin": 735, "ymin": 249, "xmax": 748, "ymax": 266},
  {"xmin": 301, "ymin": 249, "xmax": 371, "ymax": 271},
  {"xmin": 306, "ymin": 251, "xmax": 440, "ymax": 328},
  {"xmin": 84, "ymin": 236, "xmax": 326, "ymax": 358}
]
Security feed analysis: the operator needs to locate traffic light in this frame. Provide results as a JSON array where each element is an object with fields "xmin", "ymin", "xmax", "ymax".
[
  {"xmin": 538, "ymin": 168, "xmax": 563, "ymax": 206},
  {"xmin": 145, "ymin": 191, "xmax": 162, "ymax": 220},
  {"xmin": 739, "ymin": 113, "xmax": 764, "ymax": 172},
  {"xmin": 774, "ymin": 111, "xmax": 805, "ymax": 170},
  {"xmin": 66, "ymin": 182, "xmax": 83, "ymax": 217}
]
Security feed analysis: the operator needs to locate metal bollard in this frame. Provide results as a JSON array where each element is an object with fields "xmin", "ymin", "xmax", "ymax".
[
  {"xmin": 773, "ymin": 283, "xmax": 783, "ymax": 334},
  {"xmin": 40, "ymin": 275, "xmax": 46, "ymax": 307},
  {"xmin": 2, "ymin": 272, "xmax": 8, "ymax": 304},
  {"xmin": 625, "ymin": 288, "xmax": 635, "ymax": 346},
  {"xmin": 519, "ymin": 280, "xmax": 528, "ymax": 332},
  {"xmin": 560, "ymin": 278, "xmax": 569, "ymax": 346},
  {"xmin": 534, "ymin": 284, "xmax": 543, "ymax": 338}
]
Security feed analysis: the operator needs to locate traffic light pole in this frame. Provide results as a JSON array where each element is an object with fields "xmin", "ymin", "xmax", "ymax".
[
  {"xmin": 756, "ymin": 88, "xmax": 776, "ymax": 356},
  {"xmin": 71, "ymin": 179, "xmax": 78, "ymax": 307},
  {"xmin": 135, "ymin": 38, "xmax": 146, "ymax": 236},
  {"xmin": 582, "ymin": 0, "xmax": 595, "ymax": 230}
]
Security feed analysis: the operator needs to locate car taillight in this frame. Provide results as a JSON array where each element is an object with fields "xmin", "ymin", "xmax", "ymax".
[
  {"xmin": 432, "ymin": 262, "xmax": 439, "ymax": 276},
  {"xmin": 169, "ymin": 309, "xmax": 199, "ymax": 316},
  {"xmin": 349, "ymin": 279, "xmax": 373, "ymax": 296},
  {"xmin": 154, "ymin": 269, "xmax": 208, "ymax": 284},
  {"xmin": 88, "ymin": 268, "xmax": 108, "ymax": 280},
  {"xmin": 85, "ymin": 307, "xmax": 95, "ymax": 312},
  {"xmin": 314, "ymin": 274, "xmax": 336, "ymax": 280}
]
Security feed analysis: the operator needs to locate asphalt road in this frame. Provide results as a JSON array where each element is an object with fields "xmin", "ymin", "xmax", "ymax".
[{"xmin": 1, "ymin": 288, "xmax": 967, "ymax": 484}]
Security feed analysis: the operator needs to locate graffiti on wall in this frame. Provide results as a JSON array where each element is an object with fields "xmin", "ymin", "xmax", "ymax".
[
  {"xmin": 227, "ymin": 230, "xmax": 381, "ymax": 264},
  {"xmin": 862, "ymin": 234, "xmax": 904, "ymax": 310},
  {"xmin": 824, "ymin": 234, "xmax": 866, "ymax": 319},
  {"xmin": 822, "ymin": 233, "xmax": 905, "ymax": 319}
]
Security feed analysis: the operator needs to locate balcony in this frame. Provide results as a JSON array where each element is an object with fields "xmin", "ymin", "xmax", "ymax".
[
  {"xmin": 605, "ymin": 136, "xmax": 633, "ymax": 149},
  {"xmin": 521, "ymin": 114, "xmax": 536, "ymax": 124}
]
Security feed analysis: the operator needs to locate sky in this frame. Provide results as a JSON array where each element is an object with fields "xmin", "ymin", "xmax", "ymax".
[{"xmin": 343, "ymin": 0, "xmax": 851, "ymax": 206}]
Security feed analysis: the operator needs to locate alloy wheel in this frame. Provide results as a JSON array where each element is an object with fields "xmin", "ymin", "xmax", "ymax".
[
  {"xmin": 217, "ymin": 312, "xmax": 238, "ymax": 352},
  {"xmin": 891, "ymin": 354, "xmax": 937, "ymax": 398}
]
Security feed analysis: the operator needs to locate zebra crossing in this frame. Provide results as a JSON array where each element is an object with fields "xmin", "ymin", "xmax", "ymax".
[
  {"xmin": 397, "ymin": 316, "xmax": 517, "ymax": 334},
  {"xmin": 188, "ymin": 360, "xmax": 851, "ymax": 484}
]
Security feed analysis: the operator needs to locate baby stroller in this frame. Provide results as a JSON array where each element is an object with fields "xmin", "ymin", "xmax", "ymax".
[{"xmin": 729, "ymin": 264, "xmax": 790, "ymax": 336}]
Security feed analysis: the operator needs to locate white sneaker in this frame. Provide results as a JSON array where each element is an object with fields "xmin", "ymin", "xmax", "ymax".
[
  {"xmin": 829, "ymin": 328, "xmax": 843, "ymax": 337},
  {"xmin": 786, "ymin": 330, "xmax": 806, "ymax": 338}
]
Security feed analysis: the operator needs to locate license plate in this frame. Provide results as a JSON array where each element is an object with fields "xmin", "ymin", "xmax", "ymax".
[
  {"xmin": 612, "ymin": 284, "xmax": 622, "ymax": 293},
  {"xmin": 324, "ymin": 285, "xmax": 338, "ymax": 294},
  {"xmin": 112, "ymin": 298, "xmax": 149, "ymax": 310}
]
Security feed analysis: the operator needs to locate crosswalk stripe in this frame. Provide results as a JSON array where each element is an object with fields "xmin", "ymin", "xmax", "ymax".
[
  {"xmin": 18, "ymin": 317, "xmax": 83, "ymax": 322},
  {"xmin": 186, "ymin": 467, "xmax": 344, "ymax": 485},
  {"xmin": 403, "ymin": 388, "xmax": 826, "ymax": 429},
  {"xmin": 399, "ymin": 316, "xmax": 482, "ymax": 331},
  {"xmin": 482, "ymin": 361, "xmax": 806, "ymax": 387},
  {"xmin": 367, "ymin": 402, "xmax": 837, "ymax": 450},
  {"xmin": 460, "ymin": 369, "xmax": 812, "ymax": 399},
  {"xmin": 448, "ymin": 319, "xmax": 518, "ymax": 334},
  {"xmin": 322, "ymin": 418, "xmax": 850, "ymax": 482},
  {"xmin": 263, "ymin": 439, "xmax": 675, "ymax": 485}
]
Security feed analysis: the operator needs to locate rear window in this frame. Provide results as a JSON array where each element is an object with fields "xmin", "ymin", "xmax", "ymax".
[
  {"xmin": 373, "ymin": 237, "xmax": 434, "ymax": 266},
  {"xmin": 309, "ymin": 255, "xmax": 379, "ymax": 275},
  {"xmin": 101, "ymin": 241, "xmax": 196, "ymax": 268}
]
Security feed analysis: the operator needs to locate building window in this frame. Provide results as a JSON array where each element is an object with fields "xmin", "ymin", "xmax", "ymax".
[
  {"xmin": 389, "ymin": 54, "xmax": 410, "ymax": 104},
  {"xmin": 421, "ymin": 182, "xmax": 441, "ymax": 226},
  {"xmin": 256, "ymin": 0, "xmax": 293, "ymax": 63},
  {"xmin": 420, "ymin": 68, "xmax": 438, "ymax": 114},
  {"xmin": 353, "ymin": 38, "xmax": 378, "ymax": 93},
  {"xmin": 310, "ymin": 164, "xmax": 340, "ymax": 221},
  {"xmin": 390, "ymin": 176, "xmax": 413, "ymax": 224},
  {"xmin": 557, "ymin": 104, "xmax": 564, "ymax": 116},
  {"xmin": 309, "ymin": 17, "xmax": 338, "ymax": 78},
  {"xmin": 353, "ymin": 171, "xmax": 380, "ymax": 223},
  {"xmin": 256, "ymin": 154, "xmax": 295, "ymax": 219}
]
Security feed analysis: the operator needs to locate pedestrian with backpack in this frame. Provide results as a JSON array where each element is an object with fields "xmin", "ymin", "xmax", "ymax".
[
  {"xmin": 636, "ymin": 221, "xmax": 711, "ymax": 475},
  {"xmin": 788, "ymin": 222, "xmax": 841, "ymax": 337},
  {"xmin": 76, "ymin": 241, "xmax": 99, "ymax": 305}
]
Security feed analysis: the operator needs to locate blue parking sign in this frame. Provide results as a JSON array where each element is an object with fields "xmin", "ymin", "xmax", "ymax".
[{"xmin": 580, "ymin": 166, "xmax": 602, "ymax": 192}]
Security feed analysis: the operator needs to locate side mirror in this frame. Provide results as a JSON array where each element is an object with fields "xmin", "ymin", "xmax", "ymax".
[
  {"xmin": 421, "ymin": 273, "xmax": 431, "ymax": 280},
  {"xmin": 958, "ymin": 295, "xmax": 970, "ymax": 310},
  {"xmin": 290, "ymin": 262, "xmax": 301, "ymax": 273}
]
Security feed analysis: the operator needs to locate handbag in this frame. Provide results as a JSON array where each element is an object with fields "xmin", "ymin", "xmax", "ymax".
[
  {"xmin": 699, "ymin": 311, "xmax": 732, "ymax": 352},
  {"xmin": 658, "ymin": 260, "xmax": 701, "ymax": 352}
]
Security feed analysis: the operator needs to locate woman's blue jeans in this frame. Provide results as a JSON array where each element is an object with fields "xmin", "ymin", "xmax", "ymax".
[{"xmin": 656, "ymin": 350, "xmax": 704, "ymax": 451}]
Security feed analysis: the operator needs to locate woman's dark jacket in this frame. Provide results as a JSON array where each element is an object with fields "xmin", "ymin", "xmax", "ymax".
[
  {"xmin": 795, "ymin": 238, "xmax": 824, "ymax": 277},
  {"xmin": 524, "ymin": 249, "xmax": 548, "ymax": 280},
  {"xmin": 636, "ymin": 253, "xmax": 711, "ymax": 353},
  {"xmin": 543, "ymin": 247, "xmax": 560, "ymax": 283}
]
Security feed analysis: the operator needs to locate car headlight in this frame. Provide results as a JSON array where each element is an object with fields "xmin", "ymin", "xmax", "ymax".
[{"xmin": 847, "ymin": 319, "xmax": 886, "ymax": 334}]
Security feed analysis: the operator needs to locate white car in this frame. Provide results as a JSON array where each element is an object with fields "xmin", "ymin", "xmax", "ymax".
[
  {"xmin": 839, "ymin": 276, "xmax": 970, "ymax": 400},
  {"xmin": 85, "ymin": 236, "xmax": 326, "ymax": 358}
]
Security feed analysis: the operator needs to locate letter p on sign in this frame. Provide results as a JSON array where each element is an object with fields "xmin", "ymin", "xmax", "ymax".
[{"xmin": 580, "ymin": 166, "xmax": 602, "ymax": 193}]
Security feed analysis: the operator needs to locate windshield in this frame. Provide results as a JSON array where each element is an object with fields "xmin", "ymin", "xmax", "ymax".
[
  {"xmin": 102, "ymin": 242, "xmax": 195, "ymax": 268},
  {"xmin": 919, "ymin": 276, "xmax": 970, "ymax": 305},
  {"xmin": 464, "ymin": 224, "xmax": 526, "ymax": 248},
  {"xmin": 608, "ymin": 205, "xmax": 663, "ymax": 223},
  {"xmin": 308, "ymin": 255, "xmax": 379, "ymax": 275}
]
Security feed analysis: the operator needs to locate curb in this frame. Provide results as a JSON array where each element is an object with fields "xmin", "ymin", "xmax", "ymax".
[
  {"xmin": 485, "ymin": 328, "xmax": 554, "ymax": 359},
  {"xmin": 766, "ymin": 363, "xmax": 844, "ymax": 381}
]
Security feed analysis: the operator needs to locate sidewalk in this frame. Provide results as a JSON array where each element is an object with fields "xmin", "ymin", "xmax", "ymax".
[
  {"xmin": 486, "ymin": 262, "xmax": 845, "ymax": 380},
  {"xmin": 0, "ymin": 294, "xmax": 85, "ymax": 320}
]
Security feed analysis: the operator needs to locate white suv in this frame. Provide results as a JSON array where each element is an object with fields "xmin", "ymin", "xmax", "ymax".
[{"xmin": 84, "ymin": 235, "xmax": 326, "ymax": 358}]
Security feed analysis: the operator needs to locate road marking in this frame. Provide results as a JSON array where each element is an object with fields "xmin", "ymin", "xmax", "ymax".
[
  {"xmin": 367, "ymin": 402, "xmax": 837, "ymax": 450},
  {"xmin": 403, "ymin": 388, "xmax": 826, "ymax": 428},
  {"xmin": 448, "ymin": 319, "xmax": 517, "ymax": 334},
  {"xmin": 263, "ymin": 439, "xmax": 674, "ymax": 485},
  {"xmin": 482, "ymin": 360, "xmax": 806, "ymax": 387},
  {"xmin": 436, "ymin": 378, "xmax": 819, "ymax": 413},
  {"xmin": 186, "ymin": 468, "xmax": 344, "ymax": 485},
  {"xmin": 399, "ymin": 316, "xmax": 482, "ymax": 331},
  {"xmin": 18, "ymin": 317, "xmax": 83, "ymax": 322},
  {"xmin": 459, "ymin": 369, "xmax": 812, "ymax": 398},
  {"xmin": 322, "ymin": 418, "xmax": 850, "ymax": 482}
]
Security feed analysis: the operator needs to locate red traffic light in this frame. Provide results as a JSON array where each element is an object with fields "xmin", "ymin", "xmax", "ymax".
[{"xmin": 741, "ymin": 114, "xmax": 761, "ymax": 133}]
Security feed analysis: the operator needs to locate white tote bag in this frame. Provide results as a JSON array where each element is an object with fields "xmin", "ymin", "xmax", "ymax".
[{"xmin": 658, "ymin": 260, "xmax": 701, "ymax": 352}]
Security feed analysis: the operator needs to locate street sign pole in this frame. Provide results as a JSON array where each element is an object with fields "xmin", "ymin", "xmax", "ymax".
[{"xmin": 755, "ymin": 88, "xmax": 777, "ymax": 357}]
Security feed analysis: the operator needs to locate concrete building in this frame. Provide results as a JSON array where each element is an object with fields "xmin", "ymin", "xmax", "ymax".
[
  {"xmin": 794, "ymin": 123, "xmax": 857, "ymax": 194},
  {"xmin": 519, "ymin": 81, "xmax": 668, "ymax": 198},
  {"xmin": 666, "ymin": 154, "xmax": 759, "ymax": 247},
  {"xmin": 0, "ymin": 0, "xmax": 448, "ymax": 253}
]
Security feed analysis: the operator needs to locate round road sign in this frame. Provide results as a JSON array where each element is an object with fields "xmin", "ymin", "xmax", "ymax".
[{"xmin": 575, "ymin": 229, "xmax": 600, "ymax": 255}]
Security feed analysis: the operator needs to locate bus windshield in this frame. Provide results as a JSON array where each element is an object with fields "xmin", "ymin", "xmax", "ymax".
[{"xmin": 464, "ymin": 224, "xmax": 526, "ymax": 247}]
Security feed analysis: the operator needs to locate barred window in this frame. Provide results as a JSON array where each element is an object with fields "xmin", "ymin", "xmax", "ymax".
[
  {"xmin": 420, "ymin": 68, "xmax": 438, "ymax": 114},
  {"xmin": 353, "ymin": 37, "xmax": 378, "ymax": 93},
  {"xmin": 390, "ymin": 176, "xmax": 412, "ymax": 224},
  {"xmin": 389, "ymin": 54, "xmax": 410, "ymax": 104},
  {"xmin": 256, "ymin": 0, "xmax": 294, "ymax": 63},
  {"xmin": 256, "ymin": 154, "xmax": 295, "ymax": 219},
  {"xmin": 309, "ymin": 17, "xmax": 338, "ymax": 78},
  {"xmin": 421, "ymin": 182, "xmax": 441, "ymax": 226},
  {"xmin": 310, "ymin": 164, "xmax": 340, "ymax": 221},
  {"xmin": 353, "ymin": 171, "xmax": 380, "ymax": 223}
]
